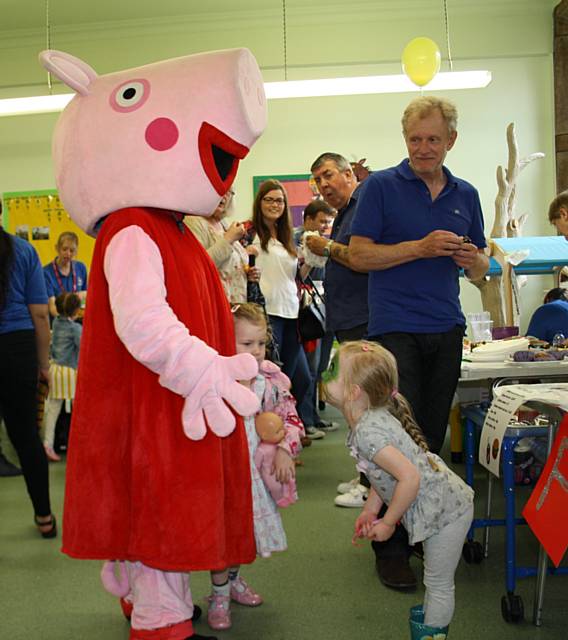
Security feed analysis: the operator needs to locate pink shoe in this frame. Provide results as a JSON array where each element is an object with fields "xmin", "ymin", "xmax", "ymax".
[
  {"xmin": 44, "ymin": 444, "xmax": 61, "ymax": 462},
  {"xmin": 206, "ymin": 593, "xmax": 231, "ymax": 630},
  {"xmin": 230, "ymin": 576, "xmax": 263, "ymax": 607}
]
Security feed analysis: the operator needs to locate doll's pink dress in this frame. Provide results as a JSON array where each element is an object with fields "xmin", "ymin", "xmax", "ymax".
[{"xmin": 244, "ymin": 360, "xmax": 303, "ymax": 557}]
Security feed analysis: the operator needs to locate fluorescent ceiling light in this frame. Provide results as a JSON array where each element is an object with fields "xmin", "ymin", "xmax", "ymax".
[
  {"xmin": 264, "ymin": 70, "xmax": 492, "ymax": 99},
  {"xmin": 0, "ymin": 93, "xmax": 74, "ymax": 116},
  {"xmin": 0, "ymin": 70, "xmax": 491, "ymax": 116}
]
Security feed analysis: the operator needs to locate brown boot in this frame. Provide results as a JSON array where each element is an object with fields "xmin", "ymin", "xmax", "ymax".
[{"xmin": 375, "ymin": 555, "xmax": 417, "ymax": 590}]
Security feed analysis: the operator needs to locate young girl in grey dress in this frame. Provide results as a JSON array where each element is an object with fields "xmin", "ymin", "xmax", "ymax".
[{"xmin": 323, "ymin": 341, "xmax": 473, "ymax": 640}]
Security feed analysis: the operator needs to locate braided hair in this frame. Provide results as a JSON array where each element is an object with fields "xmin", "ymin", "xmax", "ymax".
[
  {"xmin": 339, "ymin": 341, "xmax": 439, "ymax": 470},
  {"xmin": 0, "ymin": 223, "xmax": 15, "ymax": 313}
]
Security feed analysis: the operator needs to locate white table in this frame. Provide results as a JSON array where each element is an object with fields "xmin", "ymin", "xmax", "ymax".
[{"xmin": 460, "ymin": 360, "xmax": 568, "ymax": 382}]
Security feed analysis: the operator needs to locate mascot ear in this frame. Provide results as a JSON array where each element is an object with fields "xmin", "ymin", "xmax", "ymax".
[{"xmin": 39, "ymin": 49, "xmax": 98, "ymax": 96}]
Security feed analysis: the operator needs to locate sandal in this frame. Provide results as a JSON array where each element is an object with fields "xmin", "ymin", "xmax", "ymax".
[{"xmin": 35, "ymin": 514, "xmax": 57, "ymax": 539}]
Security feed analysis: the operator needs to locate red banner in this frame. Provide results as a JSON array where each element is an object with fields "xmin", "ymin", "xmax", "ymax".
[{"xmin": 523, "ymin": 414, "xmax": 568, "ymax": 567}]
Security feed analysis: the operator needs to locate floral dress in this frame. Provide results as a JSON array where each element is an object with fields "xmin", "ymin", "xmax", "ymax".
[
  {"xmin": 185, "ymin": 215, "xmax": 249, "ymax": 303},
  {"xmin": 244, "ymin": 360, "xmax": 303, "ymax": 557}
]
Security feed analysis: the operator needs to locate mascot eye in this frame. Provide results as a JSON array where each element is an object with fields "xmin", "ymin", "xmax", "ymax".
[{"xmin": 110, "ymin": 79, "xmax": 150, "ymax": 112}]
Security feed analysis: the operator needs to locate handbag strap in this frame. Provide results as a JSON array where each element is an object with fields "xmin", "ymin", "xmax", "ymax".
[{"xmin": 304, "ymin": 273, "xmax": 325, "ymax": 305}]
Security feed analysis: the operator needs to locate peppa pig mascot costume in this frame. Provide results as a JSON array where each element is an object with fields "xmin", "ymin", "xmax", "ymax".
[{"xmin": 39, "ymin": 48, "xmax": 267, "ymax": 640}]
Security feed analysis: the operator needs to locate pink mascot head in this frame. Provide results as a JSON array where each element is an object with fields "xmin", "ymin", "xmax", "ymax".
[{"xmin": 39, "ymin": 48, "xmax": 267, "ymax": 235}]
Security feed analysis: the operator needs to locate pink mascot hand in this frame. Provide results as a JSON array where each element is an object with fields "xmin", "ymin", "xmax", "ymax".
[{"xmin": 182, "ymin": 352, "xmax": 260, "ymax": 440}]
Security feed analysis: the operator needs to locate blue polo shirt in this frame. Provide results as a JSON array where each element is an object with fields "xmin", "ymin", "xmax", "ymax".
[
  {"xmin": 526, "ymin": 300, "xmax": 568, "ymax": 343},
  {"xmin": 43, "ymin": 259, "xmax": 88, "ymax": 299},
  {"xmin": 0, "ymin": 234, "xmax": 48, "ymax": 335},
  {"xmin": 324, "ymin": 185, "xmax": 369, "ymax": 332},
  {"xmin": 351, "ymin": 159, "xmax": 486, "ymax": 336}
]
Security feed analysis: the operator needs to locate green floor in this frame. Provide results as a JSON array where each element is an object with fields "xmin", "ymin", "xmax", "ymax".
[{"xmin": 1, "ymin": 407, "xmax": 567, "ymax": 639}]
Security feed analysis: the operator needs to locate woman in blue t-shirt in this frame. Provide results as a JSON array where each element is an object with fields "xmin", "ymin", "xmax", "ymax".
[
  {"xmin": 0, "ymin": 223, "xmax": 57, "ymax": 538},
  {"xmin": 43, "ymin": 231, "xmax": 88, "ymax": 318}
]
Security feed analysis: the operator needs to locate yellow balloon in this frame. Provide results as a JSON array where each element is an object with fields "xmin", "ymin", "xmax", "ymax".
[{"xmin": 401, "ymin": 37, "xmax": 441, "ymax": 87}]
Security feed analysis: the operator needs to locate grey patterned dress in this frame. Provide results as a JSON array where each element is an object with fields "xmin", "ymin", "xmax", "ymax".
[{"xmin": 348, "ymin": 407, "xmax": 473, "ymax": 545}]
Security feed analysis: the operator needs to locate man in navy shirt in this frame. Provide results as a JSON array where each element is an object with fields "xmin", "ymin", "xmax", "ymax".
[
  {"xmin": 349, "ymin": 97, "xmax": 488, "ymax": 589},
  {"xmin": 306, "ymin": 153, "xmax": 369, "ymax": 343}
]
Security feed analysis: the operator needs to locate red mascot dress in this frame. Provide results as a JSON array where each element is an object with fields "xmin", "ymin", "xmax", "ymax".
[{"xmin": 65, "ymin": 210, "xmax": 256, "ymax": 640}]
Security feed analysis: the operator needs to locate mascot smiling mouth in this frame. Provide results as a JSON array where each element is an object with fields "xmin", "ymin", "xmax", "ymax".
[{"xmin": 198, "ymin": 121, "xmax": 250, "ymax": 196}]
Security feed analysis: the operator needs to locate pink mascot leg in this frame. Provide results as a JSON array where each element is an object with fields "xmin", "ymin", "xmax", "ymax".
[{"xmin": 126, "ymin": 562, "xmax": 195, "ymax": 640}]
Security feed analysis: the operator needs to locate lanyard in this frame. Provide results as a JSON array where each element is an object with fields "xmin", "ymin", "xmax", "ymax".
[{"xmin": 52, "ymin": 259, "xmax": 77, "ymax": 293}]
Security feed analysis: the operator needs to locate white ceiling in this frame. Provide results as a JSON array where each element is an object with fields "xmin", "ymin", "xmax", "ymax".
[{"xmin": 0, "ymin": 0, "xmax": 559, "ymax": 34}]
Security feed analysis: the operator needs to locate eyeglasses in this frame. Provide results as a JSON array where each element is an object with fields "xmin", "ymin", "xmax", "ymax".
[{"xmin": 262, "ymin": 197, "xmax": 285, "ymax": 206}]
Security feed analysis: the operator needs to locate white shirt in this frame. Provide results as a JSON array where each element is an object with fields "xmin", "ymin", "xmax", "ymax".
[{"xmin": 254, "ymin": 237, "xmax": 299, "ymax": 319}]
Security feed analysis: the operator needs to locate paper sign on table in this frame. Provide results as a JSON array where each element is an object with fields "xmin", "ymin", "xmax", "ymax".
[{"xmin": 478, "ymin": 383, "xmax": 568, "ymax": 477}]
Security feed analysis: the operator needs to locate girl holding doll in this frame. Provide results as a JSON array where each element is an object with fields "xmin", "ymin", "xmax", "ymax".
[{"xmin": 206, "ymin": 302, "xmax": 303, "ymax": 631}]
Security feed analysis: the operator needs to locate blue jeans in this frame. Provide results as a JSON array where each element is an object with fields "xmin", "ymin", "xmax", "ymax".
[
  {"xmin": 295, "ymin": 344, "xmax": 319, "ymax": 426},
  {"xmin": 268, "ymin": 315, "xmax": 310, "ymax": 410}
]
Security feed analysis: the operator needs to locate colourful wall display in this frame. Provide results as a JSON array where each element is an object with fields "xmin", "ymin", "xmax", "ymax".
[{"xmin": 2, "ymin": 190, "xmax": 95, "ymax": 270}]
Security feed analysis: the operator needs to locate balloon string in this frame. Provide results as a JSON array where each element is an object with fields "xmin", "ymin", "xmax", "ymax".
[
  {"xmin": 45, "ymin": 0, "xmax": 52, "ymax": 93},
  {"xmin": 282, "ymin": 0, "xmax": 288, "ymax": 81},
  {"xmin": 443, "ymin": 0, "xmax": 453, "ymax": 71}
]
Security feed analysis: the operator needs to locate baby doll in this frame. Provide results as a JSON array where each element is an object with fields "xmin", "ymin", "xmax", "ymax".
[{"xmin": 254, "ymin": 411, "xmax": 298, "ymax": 508}]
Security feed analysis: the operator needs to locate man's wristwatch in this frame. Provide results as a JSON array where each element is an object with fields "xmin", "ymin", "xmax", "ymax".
[{"xmin": 322, "ymin": 240, "xmax": 333, "ymax": 258}]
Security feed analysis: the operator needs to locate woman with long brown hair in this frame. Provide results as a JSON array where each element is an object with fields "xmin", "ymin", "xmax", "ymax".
[{"xmin": 251, "ymin": 180, "xmax": 320, "ymax": 437}]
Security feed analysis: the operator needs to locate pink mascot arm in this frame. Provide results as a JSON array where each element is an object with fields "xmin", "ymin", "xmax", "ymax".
[
  {"xmin": 104, "ymin": 226, "xmax": 260, "ymax": 440},
  {"xmin": 254, "ymin": 443, "xmax": 298, "ymax": 508}
]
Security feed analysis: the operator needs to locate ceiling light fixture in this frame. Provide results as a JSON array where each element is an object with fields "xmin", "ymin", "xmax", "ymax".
[
  {"xmin": 0, "ymin": 1, "xmax": 75, "ymax": 117},
  {"xmin": 0, "ymin": 67, "xmax": 492, "ymax": 116},
  {"xmin": 0, "ymin": 93, "xmax": 74, "ymax": 117},
  {"xmin": 264, "ymin": 70, "xmax": 491, "ymax": 99}
]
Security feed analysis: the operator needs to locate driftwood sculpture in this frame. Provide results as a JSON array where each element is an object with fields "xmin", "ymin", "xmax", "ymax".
[{"xmin": 469, "ymin": 123, "xmax": 544, "ymax": 327}]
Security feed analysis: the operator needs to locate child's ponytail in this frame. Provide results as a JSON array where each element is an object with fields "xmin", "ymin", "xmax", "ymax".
[{"xmin": 389, "ymin": 393, "xmax": 439, "ymax": 471}]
